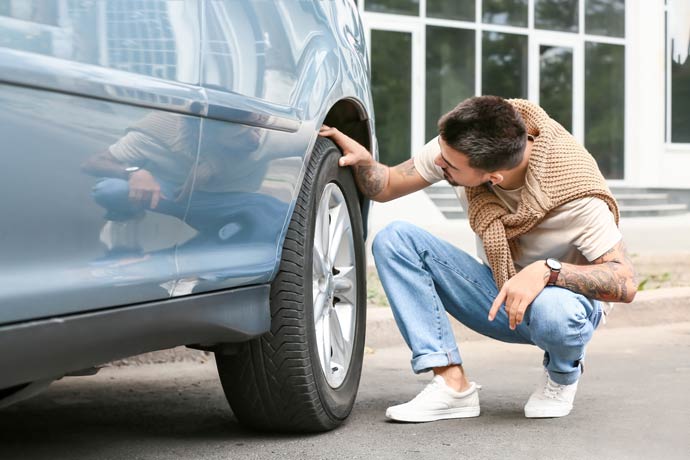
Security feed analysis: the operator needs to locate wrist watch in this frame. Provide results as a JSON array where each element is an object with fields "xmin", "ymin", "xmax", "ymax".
[
  {"xmin": 545, "ymin": 258, "xmax": 562, "ymax": 286},
  {"xmin": 125, "ymin": 166, "xmax": 141, "ymax": 177}
]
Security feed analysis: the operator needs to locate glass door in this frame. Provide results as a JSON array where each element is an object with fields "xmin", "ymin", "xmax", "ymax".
[
  {"xmin": 365, "ymin": 20, "xmax": 422, "ymax": 166},
  {"xmin": 529, "ymin": 35, "xmax": 583, "ymax": 143}
]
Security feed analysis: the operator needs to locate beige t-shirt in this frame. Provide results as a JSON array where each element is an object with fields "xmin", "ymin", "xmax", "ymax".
[{"xmin": 414, "ymin": 136, "xmax": 622, "ymax": 270}]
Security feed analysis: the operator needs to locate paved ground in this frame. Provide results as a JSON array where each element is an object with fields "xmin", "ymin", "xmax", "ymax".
[{"xmin": 1, "ymin": 322, "xmax": 688, "ymax": 460}]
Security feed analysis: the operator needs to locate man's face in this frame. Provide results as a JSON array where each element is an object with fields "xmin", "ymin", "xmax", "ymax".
[{"xmin": 434, "ymin": 137, "xmax": 491, "ymax": 187}]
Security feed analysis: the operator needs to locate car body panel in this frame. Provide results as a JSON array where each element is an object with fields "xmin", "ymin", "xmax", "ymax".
[
  {"xmin": 0, "ymin": 84, "xmax": 200, "ymax": 324},
  {"xmin": 173, "ymin": 119, "xmax": 298, "ymax": 294},
  {"xmin": 0, "ymin": 284, "xmax": 271, "ymax": 390}
]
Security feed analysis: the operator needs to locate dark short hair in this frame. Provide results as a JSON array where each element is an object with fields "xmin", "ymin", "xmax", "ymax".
[{"xmin": 438, "ymin": 96, "xmax": 526, "ymax": 172}]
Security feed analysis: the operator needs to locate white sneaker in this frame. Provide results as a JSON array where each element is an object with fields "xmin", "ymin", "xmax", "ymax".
[
  {"xmin": 524, "ymin": 371, "xmax": 579, "ymax": 418},
  {"xmin": 385, "ymin": 375, "xmax": 481, "ymax": 422}
]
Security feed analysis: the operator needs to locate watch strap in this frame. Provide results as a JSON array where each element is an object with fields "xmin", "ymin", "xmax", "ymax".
[{"xmin": 547, "ymin": 269, "xmax": 559, "ymax": 286}]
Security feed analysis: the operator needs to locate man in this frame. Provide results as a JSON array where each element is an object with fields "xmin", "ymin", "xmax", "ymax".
[
  {"xmin": 319, "ymin": 96, "xmax": 637, "ymax": 422},
  {"xmin": 82, "ymin": 112, "xmax": 286, "ymax": 252}
]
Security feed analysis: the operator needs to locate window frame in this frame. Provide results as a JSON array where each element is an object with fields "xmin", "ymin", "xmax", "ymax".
[{"xmin": 664, "ymin": 0, "xmax": 690, "ymax": 148}]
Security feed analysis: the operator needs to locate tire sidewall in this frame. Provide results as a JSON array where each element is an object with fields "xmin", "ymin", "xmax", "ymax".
[{"xmin": 304, "ymin": 140, "xmax": 366, "ymax": 421}]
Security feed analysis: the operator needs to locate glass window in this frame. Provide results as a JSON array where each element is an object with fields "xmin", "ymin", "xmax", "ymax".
[
  {"xmin": 670, "ymin": 56, "xmax": 690, "ymax": 143},
  {"xmin": 585, "ymin": 0, "xmax": 625, "ymax": 37},
  {"xmin": 482, "ymin": 0, "xmax": 528, "ymax": 27},
  {"xmin": 482, "ymin": 31, "xmax": 528, "ymax": 99},
  {"xmin": 535, "ymin": 0, "xmax": 579, "ymax": 33},
  {"xmin": 427, "ymin": 0, "xmax": 474, "ymax": 21},
  {"xmin": 540, "ymin": 46, "xmax": 573, "ymax": 132},
  {"xmin": 426, "ymin": 26, "xmax": 475, "ymax": 141},
  {"xmin": 365, "ymin": 0, "xmax": 419, "ymax": 16},
  {"xmin": 585, "ymin": 42, "xmax": 625, "ymax": 179},
  {"xmin": 668, "ymin": 0, "xmax": 690, "ymax": 143},
  {"xmin": 371, "ymin": 30, "xmax": 412, "ymax": 166}
]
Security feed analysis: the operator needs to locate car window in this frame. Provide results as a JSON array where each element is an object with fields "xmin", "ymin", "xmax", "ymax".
[{"xmin": 0, "ymin": 0, "xmax": 200, "ymax": 84}]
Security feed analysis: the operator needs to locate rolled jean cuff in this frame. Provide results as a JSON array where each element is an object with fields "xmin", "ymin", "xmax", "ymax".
[
  {"xmin": 411, "ymin": 349, "xmax": 462, "ymax": 374},
  {"xmin": 548, "ymin": 367, "xmax": 581, "ymax": 385}
]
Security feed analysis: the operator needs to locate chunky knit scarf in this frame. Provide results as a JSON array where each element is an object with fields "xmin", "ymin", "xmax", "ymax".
[{"xmin": 466, "ymin": 99, "xmax": 619, "ymax": 289}]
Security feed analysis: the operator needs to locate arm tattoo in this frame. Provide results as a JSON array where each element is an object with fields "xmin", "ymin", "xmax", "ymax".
[
  {"xmin": 556, "ymin": 241, "xmax": 638, "ymax": 303},
  {"xmin": 353, "ymin": 163, "xmax": 388, "ymax": 198},
  {"xmin": 395, "ymin": 158, "xmax": 418, "ymax": 177}
]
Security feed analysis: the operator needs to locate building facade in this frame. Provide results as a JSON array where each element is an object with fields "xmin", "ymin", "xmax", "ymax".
[
  {"xmin": 1, "ymin": 0, "xmax": 687, "ymax": 188},
  {"xmin": 358, "ymin": 0, "xmax": 690, "ymax": 189}
]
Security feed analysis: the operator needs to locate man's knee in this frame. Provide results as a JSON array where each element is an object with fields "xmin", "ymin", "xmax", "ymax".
[
  {"xmin": 527, "ymin": 288, "xmax": 590, "ymax": 346},
  {"xmin": 92, "ymin": 178, "xmax": 130, "ymax": 208},
  {"xmin": 91, "ymin": 178, "xmax": 146, "ymax": 221},
  {"xmin": 372, "ymin": 220, "xmax": 418, "ymax": 260}
]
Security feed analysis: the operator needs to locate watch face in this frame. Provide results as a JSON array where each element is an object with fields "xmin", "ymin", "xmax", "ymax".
[{"xmin": 546, "ymin": 258, "xmax": 562, "ymax": 270}]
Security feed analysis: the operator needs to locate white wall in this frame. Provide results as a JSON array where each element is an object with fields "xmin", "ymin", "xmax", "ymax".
[{"xmin": 628, "ymin": 0, "xmax": 690, "ymax": 189}]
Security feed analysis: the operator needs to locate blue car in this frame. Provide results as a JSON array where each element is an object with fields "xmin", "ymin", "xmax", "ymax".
[{"xmin": 0, "ymin": 0, "xmax": 376, "ymax": 432}]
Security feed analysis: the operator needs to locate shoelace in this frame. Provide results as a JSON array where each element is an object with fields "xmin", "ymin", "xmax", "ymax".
[{"xmin": 543, "ymin": 378, "xmax": 566, "ymax": 400}]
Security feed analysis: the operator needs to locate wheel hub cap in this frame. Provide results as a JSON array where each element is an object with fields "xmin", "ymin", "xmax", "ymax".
[{"xmin": 312, "ymin": 183, "xmax": 357, "ymax": 388}]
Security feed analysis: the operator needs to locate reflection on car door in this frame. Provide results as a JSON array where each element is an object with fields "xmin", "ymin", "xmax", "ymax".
[
  {"xmin": 172, "ymin": 0, "xmax": 343, "ymax": 294},
  {"xmin": 0, "ymin": 0, "xmax": 203, "ymax": 323}
]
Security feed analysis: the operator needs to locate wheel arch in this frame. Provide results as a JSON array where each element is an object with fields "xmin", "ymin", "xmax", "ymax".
[{"xmin": 322, "ymin": 97, "xmax": 376, "ymax": 240}]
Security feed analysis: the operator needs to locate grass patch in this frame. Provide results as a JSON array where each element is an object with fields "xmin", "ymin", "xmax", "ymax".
[
  {"xmin": 637, "ymin": 271, "xmax": 672, "ymax": 291},
  {"xmin": 366, "ymin": 268, "xmax": 389, "ymax": 307}
]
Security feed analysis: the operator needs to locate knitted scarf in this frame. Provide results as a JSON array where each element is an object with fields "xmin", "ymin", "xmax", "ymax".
[{"xmin": 465, "ymin": 99, "xmax": 620, "ymax": 289}]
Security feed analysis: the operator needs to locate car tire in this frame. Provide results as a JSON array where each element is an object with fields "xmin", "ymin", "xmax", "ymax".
[{"xmin": 216, "ymin": 137, "xmax": 367, "ymax": 433}]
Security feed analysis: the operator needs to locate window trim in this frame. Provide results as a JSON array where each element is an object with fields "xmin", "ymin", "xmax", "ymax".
[{"xmin": 663, "ymin": 0, "xmax": 690, "ymax": 146}]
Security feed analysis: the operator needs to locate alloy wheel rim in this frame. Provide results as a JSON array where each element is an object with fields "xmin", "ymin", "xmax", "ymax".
[{"xmin": 312, "ymin": 182, "xmax": 357, "ymax": 388}]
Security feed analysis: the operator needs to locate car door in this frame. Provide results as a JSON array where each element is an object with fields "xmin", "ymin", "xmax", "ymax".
[
  {"xmin": 173, "ymin": 0, "xmax": 340, "ymax": 294},
  {"xmin": 0, "ymin": 0, "xmax": 204, "ymax": 323}
]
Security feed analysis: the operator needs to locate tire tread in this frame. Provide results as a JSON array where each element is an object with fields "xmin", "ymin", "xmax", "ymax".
[{"xmin": 217, "ymin": 138, "xmax": 362, "ymax": 432}]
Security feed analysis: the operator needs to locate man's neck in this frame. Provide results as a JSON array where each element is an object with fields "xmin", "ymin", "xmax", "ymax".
[{"xmin": 498, "ymin": 138, "xmax": 533, "ymax": 190}]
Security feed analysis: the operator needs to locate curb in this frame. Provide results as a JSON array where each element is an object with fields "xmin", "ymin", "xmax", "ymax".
[{"xmin": 108, "ymin": 287, "xmax": 690, "ymax": 366}]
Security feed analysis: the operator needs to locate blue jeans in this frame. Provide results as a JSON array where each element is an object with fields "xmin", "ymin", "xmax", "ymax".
[
  {"xmin": 372, "ymin": 221, "xmax": 603, "ymax": 385},
  {"xmin": 91, "ymin": 177, "xmax": 287, "ymax": 241}
]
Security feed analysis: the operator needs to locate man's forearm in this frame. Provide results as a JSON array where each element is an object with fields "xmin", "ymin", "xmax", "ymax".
[
  {"xmin": 81, "ymin": 151, "xmax": 130, "ymax": 179},
  {"xmin": 556, "ymin": 264, "xmax": 634, "ymax": 303},
  {"xmin": 555, "ymin": 249, "xmax": 637, "ymax": 303},
  {"xmin": 352, "ymin": 161, "xmax": 390, "ymax": 200}
]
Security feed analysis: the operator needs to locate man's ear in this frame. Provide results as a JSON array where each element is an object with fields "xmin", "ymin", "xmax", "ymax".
[{"xmin": 487, "ymin": 173, "xmax": 504, "ymax": 186}]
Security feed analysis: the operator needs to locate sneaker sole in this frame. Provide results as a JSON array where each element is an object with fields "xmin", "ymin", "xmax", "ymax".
[
  {"xmin": 524, "ymin": 406, "xmax": 572, "ymax": 418},
  {"xmin": 385, "ymin": 406, "xmax": 480, "ymax": 423}
]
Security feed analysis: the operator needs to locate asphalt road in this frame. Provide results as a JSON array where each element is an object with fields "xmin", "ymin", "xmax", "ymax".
[{"xmin": 1, "ymin": 322, "xmax": 689, "ymax": 460}]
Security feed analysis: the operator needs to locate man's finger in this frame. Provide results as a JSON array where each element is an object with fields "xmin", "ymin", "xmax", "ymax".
[
  {"xmin": 517, "ymin": 302, "xmax": 531, "ymax": 324},
  {"xmin": 509, "ymin": 294, "xmax": 532, "ymax": 330},
  {"xmin": 508, "ymin": 301, "xmax": 520, "ymax": 330},
  {"xmin": 339, "ymin": 152, "xmax": 355, "ymax": 167},
  {"xmin": 515, "ymin": 302, "xmax": 528, "ymax": 327},
  {"xmin": 319, "ymin": 125, "xmax": 338, "ymax": 137},
  {"xmin": 488, "ymin": 288, "xmax": 506, "ymax": 321},
  {"xmin": 150, "ymin": 188, "xmax": 161, "ymax": 209}
]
